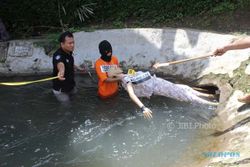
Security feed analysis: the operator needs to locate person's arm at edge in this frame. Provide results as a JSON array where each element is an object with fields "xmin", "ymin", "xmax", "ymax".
[
  {"xmin": 225, "ymin": 37, "xmax": 250, "ymax": 50},
  {"xmin": 213, "ymin": 37, "xmax": 250, "ymax": 56}
]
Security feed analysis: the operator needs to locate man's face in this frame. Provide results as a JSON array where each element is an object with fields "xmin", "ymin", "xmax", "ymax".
[{"xmin": 61, "ymin": 36, "xmax": 74, "ymax": 53}]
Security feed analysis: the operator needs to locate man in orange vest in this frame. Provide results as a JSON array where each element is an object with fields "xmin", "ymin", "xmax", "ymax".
[{"xmin": 95, "ymin": 40, "xmax": 123, "ymax": 98}]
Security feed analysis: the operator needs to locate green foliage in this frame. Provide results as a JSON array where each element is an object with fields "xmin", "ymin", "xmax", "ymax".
[
  {"xmin": 1, "ymin": 0, "xmax": 249, "ymax": 37},
  {"xmin": 112, "ymin": 20, "xmax": 124, "ymax": 28},
  {"xmin": 33, "ymin": 32, "xmax": 60, "ymax": 56},
  {"xmin": 212, "ymin": 2, "xmax": 237, "ymax": 14},
  {"xmin": 55, "ymin": 0, "xmax": 95, "ymax": 29},
  {"xmin": 68, "ymin": 27, "xmax": 95, "ymax": 33},
  {"xmin": 0, "ymin": 0, "xmax": 94, "ymax": 36},
  {"xmin": 92, "ymin": 0, "xmax": 249, "ymax": 23}
]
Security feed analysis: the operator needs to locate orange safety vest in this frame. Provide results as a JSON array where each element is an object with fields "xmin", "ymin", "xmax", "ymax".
[{"xmin": 95, "ymin": 56, "xmax": 119, "ymax": 98}]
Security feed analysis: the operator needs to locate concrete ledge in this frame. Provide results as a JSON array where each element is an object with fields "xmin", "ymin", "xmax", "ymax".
[{"xmin": 1, "ymin": 28, "xmax": 249, "ymax": 79}]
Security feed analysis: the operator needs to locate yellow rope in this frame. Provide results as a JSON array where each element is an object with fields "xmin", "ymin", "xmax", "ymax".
[{"xmin": 0, "ymin": 76, "xmax": 59, "ymax": 86}]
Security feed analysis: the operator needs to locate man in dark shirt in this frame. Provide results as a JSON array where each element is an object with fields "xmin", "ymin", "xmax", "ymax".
[{"xmin": 52, "ymin": 31, "xmax": 83, "ymax": 102}]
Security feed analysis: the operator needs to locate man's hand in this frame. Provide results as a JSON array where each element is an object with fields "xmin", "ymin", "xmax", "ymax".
[
  {"xmin": 153, "ymin": 63, "xmax": 160, "ymax": 69},
  {"xmin": 212, "ymin": 47, "xmax": 227, "ymax": 56},
  {"xmin": 57, "ymin": 71, "xmax": 65, "ymax": 80},
  {"xmin": 142, "ymin": 107, "xmax": 153, "ymax": 120},
  {"xmin": 74, "ymin": 65, "xmax": 87, "ymax": 73},
  {"xmin": 152, "ymin": 62, "xmax": 169, "ymax": 69}
]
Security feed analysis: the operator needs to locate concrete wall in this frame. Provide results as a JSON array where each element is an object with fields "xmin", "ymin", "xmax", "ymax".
[
  {"xmin": 0, "ymin": 28, "xmax": 250, "ymax": 79},
  {"xmin": 74, "ymin": 28, "xmax": 250, "ymax": 80},
  {"xmin": 0, "ymin": 40, "xmax": 51, "ymax": 76}
]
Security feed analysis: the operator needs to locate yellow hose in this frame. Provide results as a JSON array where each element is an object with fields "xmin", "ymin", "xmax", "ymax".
[{"xmin": 0, "ymin": 76, "xmax": 59, "ymax": 86}]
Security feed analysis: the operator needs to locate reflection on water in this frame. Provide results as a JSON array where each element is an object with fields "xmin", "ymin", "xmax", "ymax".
[{"xmin": 0, "ymin": 75, "xmax": 216, "ymax": 167}]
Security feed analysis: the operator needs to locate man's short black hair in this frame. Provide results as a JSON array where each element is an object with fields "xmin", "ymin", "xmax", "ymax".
[{"xmin": 58, "ymin": 31, "xmax": 73, "ymax": 43}]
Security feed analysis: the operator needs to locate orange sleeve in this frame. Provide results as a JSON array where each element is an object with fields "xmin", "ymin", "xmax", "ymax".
[{"xmin": 95, "ymin": 60, "xmax": 108, "ymax": 82}]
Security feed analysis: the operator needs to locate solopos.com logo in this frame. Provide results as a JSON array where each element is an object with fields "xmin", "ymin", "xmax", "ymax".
[{"xmin": 202, "ymin": 152, "xmax": 240, "ymax": 158}]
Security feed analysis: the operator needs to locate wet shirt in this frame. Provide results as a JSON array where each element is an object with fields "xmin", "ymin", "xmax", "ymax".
[
  {"xmin": 122, "ymin": 71, "xmax": 154, "ymax": 98},
  {"xmin": 95, "ymin": 56, "xmax": 119, "ymax": 98},
  {"xmin": 52, "ymin": 48, "xmax": 75, "ymax": 92}
]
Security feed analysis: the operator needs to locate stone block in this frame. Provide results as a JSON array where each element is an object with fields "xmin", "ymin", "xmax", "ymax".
[{"xmin": 8, "ymin": 41, "xmax": 33, "ymax": 57}]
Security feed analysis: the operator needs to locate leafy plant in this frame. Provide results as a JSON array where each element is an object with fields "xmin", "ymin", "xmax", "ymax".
[
  {"xmin": 56, "ymin": 0, "xmax": 95, "ymax": 30},
  {"xmin": 1, "ymin": 0, "xmax": 250, "ymax": 37},
  {"xmin": 212, "ymin": 2, "xmax": 236, "ymax": 14}
]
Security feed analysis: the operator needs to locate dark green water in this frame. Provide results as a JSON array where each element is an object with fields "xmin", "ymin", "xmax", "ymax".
[{"xmin": 0, "ymin": 75, "xmax": 216, "ymax": 167}]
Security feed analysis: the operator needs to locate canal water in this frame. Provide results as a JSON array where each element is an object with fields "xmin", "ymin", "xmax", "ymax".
[{"xmin": 0, "ymin": 75, "xmax": 216, "ymax": 167}]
